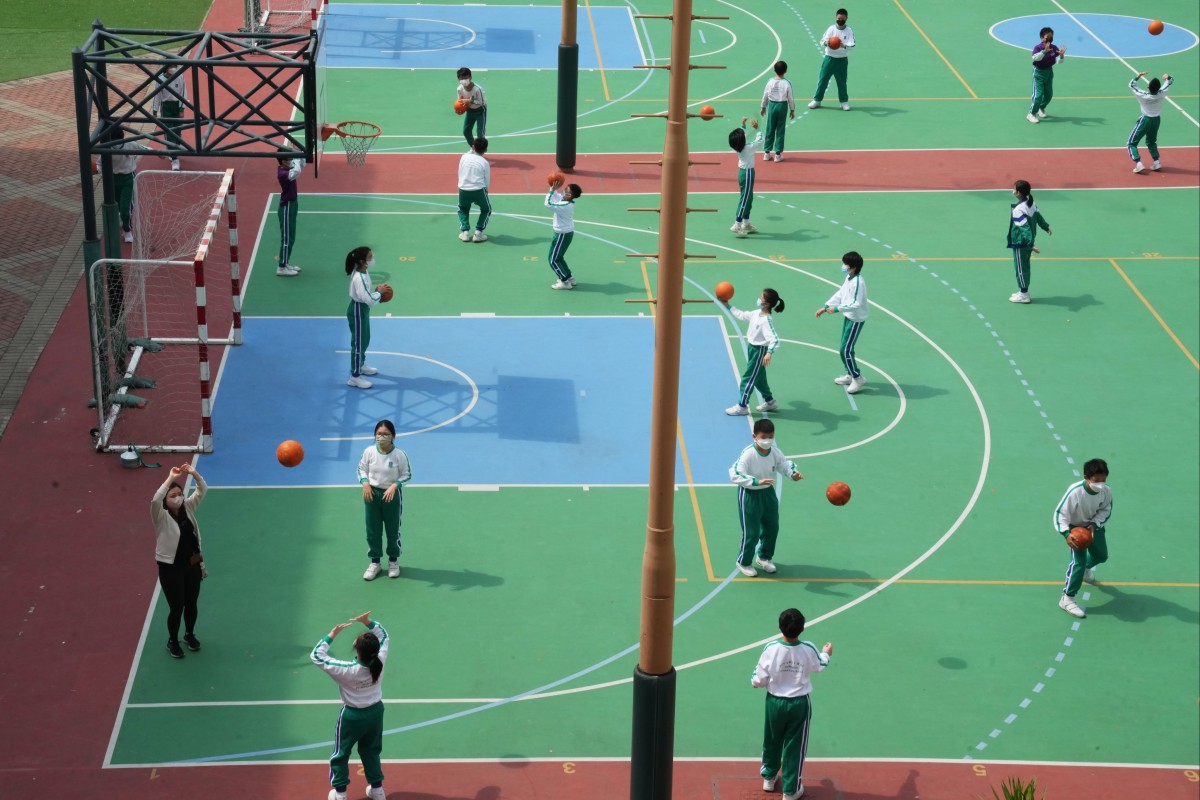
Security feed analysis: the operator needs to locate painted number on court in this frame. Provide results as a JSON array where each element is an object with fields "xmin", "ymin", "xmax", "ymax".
[
  {"xmin": 524, "ymin": 256, "xmax": 540, "ymax": 262},
  {"xmin": 396, "ymin": 256, "xmax": 416, "ymax": 262},
  {"xmin": 1142, "ymin": 252, "xmax": 1161, "ymax": 259},
  {"xmin": 563, "ymin": 762, "xmax": 576, "ymax": 774},
  {"xmin": 972, "ymin": 764, "xmax": 987, "ymax": 777},
  {"xmin": 1184, "ymin": 769, "xmax": 1199, "ymax": 782}
]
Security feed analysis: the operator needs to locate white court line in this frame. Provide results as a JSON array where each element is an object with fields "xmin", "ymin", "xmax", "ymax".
[{"xmin": 1050, "ymin": 0, "xmax": 1199, "ymax": 127}]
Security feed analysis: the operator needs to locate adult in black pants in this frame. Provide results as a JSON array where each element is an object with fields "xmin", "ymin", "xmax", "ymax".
[{"xmin": 150, "ymin": 463, "xmax": 208, "ymax": 658}]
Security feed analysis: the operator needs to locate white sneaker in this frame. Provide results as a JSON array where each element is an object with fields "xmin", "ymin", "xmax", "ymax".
[
  {"xmin": 1036, "ymin": 109, "xmax": 1047, "ymax": 119},
  {"xmin": 735, "ymin": 223, "xmax": 748, "ymax": 239},
  {"xmin": 840, "ymin": 103, "xmax": 850, "ymax": 111},
  {"xmin": 846, "ymin": 375, "xmax": 867, "ymax": 394},
  {"xmin": 754, "ymin": 557, "xmax": 777, "ymax": 574},
  {"xmin": 763, "ymin": 774, "xmax": 778, "ymax": 791},
  {"xmin": 170, "ymin": 158, "xmax": 181, "ymax": 171},
  {"xmin": 1132, "ymin": 162, "xmax": 1145, "ymax": 173},
  {"xmin": 730, "ymin": 222, "xmax": 742, "ymax": 233},
  {"xmin": 550, "ymin": 279, "xmax": 574, "ymax": 290},
  {"xmin": 347, "ymin": 375, "xmax": 373, "ymax": 389},
  {"xmin": 359, "ymin": 365, "xmax": 378, "ymax": 376},
  {"xmin": 808, "ymin": 100, "xmax": 821, "ymax": 109},
  {"xmin": 366, "ymin": 788, "xmax": 387, "ymax": 800},
  {"xmin": 1082, "ymin": 568, "xmax": 1096, "ymax": 584},
  {"xmin": 388, "ymin": 560, "xmax": 400, "ymax": 579},
  {"xmin": 284, "ymin": 263, "xmax": 302, "ymax": 272},
  {"xmin": 741, "ymin": 222, "xmax": 758, "ymax": 234},
  {"xmin": 459, "ymin": 230, "xmax": 472, "ymax": 242},
  {"xmin": 1026, "ymin": 113, "xmax": 1040, "ymax": 124},
  {"xmin": 833, "ymin": 374, "xmax": 852, "ymax": 385},
  {"xmin": 736, "ymin": 562, "xmax": 758, "ymax": 577},
  {"xmin": 725, "ymin": 404, "xmax": 749, "ymax": 416},
  {"xmin": 276, "ymin": 265, "xmax": 298, "ymax": 277},
  {"xmin": 784, "ymin": 787, "xmax": 805, "ymax": 800},
  {"xmin": 473, "ymin": 231, "xmax": 488, "ymax": 242},
  {"xmin": 363, "ymin": 562, "xmax": 382, "ymax": 581},
  {"xmin": 756, "ymin": 398, "xmax": 778, "ymax": 412},
  {"xmin": 328, "ymin": 790, "xmax": 347, "ymax": 800},
  {"xmin": 1059, "ymin": 594, "xmax": 1086, "ymax": 618},
  {"xmin": 566, "ymin": 277, "xmax": 577, "ymax": 287},
  {"xmin": 1151, "ymin": 160, "xmax": 1161, "ymax": 171},
  {"xmin": 123, "ymin": 230, "xmax": 133, "ymax": 243},
  {"xmin": 773, "ymin": 153, "xmax": 783, "ymax": 162},
  {"xmin": 763, "ymin": 151, "xmax": 773, "ymax": 162},
  {"xmin": 1009, "ymin": 292, "xmax": 1031, "ymax": 304}
]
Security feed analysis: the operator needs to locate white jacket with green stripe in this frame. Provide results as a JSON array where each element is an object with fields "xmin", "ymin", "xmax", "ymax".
[
  {"xmin": 311, "ymin": 621, "xmax": 390, "ymax": 707},
  {"xmin": 1053, "ymin": 482, "xmax": 1112, "ymax": 534},
  {"xmin": 824, "ymin": 274, "xmax": 868, "ymax": 322}
]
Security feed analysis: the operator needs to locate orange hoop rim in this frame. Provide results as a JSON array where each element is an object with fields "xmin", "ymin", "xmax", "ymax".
[{"xmin": 325, "ymin": 120, "xmax": 382, "ymax": 140}]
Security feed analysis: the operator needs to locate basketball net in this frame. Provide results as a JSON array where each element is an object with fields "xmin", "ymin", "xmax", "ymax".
[{"xmin": 320, "ymin": 121, "xmax": 381, "ymax": 167}]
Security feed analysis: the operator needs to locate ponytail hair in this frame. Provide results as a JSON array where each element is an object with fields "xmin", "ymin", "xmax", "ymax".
[
  {"xmin": 762, "ymin": 287, "xmax": 785, "ymax": 313},
  {"xmin": 1013, "ymin": 179, "xmax": 1034, "ymax": 209},
  {"xmin": 729, "ymin": 127, "xmax": 746, "ymax": 153},
  {"xmin": 345, "ymin": 246, "xmax": 371, "ymax": 276},
  {"xmin": 354, "ymin": 632, "xmax": 383, "ymax": 684}
]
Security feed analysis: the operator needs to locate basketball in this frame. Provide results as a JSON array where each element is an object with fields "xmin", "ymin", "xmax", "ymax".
[
  {"xmin": 378, "ymin": 283, "xmax": 393, "ymax": 303},
  {"xmin": 827, "ymin": 35, "xmax": 842, "ymax": 49},
  {"xmin": 699, "ymin": 105, "xmax": 716, "ymax": 121},
  {"xmin": 826, "ymin": 481, "xmax": 851, "ymax": 506},
  {"xmin": 547, "ymin": 170, "xmax": 565, "ymax": 187},
  {"xmin": 276, "ymin": 439, "xmax": 304, "ymax": 468},
  {"xmin": 1148, "ymin": 19, "xmax": 1164, "ymax": 35},
  {"xmin": 454, "ymin": 98, "xmax": 469, "ymax": 115},
  {"xmin": 715, "ymin": 281, "xmax": 734, "ymax": 302},
  {"xmin": 1067, "ymin": 526, "xmax": 1094, "ymax": 550}
]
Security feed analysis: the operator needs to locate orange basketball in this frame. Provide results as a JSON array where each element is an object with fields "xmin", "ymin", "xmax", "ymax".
[
  {"xmin": 454, "ymin": 98, "xmax": 469, "ymax": 115},
  {"xmin": 715, "ymin": 281, "xmax": 734, "ymax": 302},
  {"xmin": 699, "ymin": 104, "xmax": 716, "ymax": 121},
  {"xmin": 378, "ymin": 283, "xmax": 393, "ymax": 303},
  {"xmin": 547, "ymin": 170, "xmax": 565, "ymax": 187},
  {"xmin": 1067, "ymin": 526, "xmax": 1094, "ymax": 550},
  {"xmin": 827, "ymin": 35, "xmax": 842, "ymax": 49},
  {"xmin": 1148, "ymin": 19, "xmax": 1164, "ymax": 35},
  {"xmin": 826, "ymin": 481, "xmax": 851, "ymax": 506},
  {"xmin": 276, "ymin": 439, "xmax": 304, "ymax": 468}
]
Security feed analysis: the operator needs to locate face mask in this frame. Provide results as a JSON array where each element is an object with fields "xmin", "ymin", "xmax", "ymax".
[
  {"xmin": 366, "ymin": 257, "xmax": 375, "ymax": 268},
  {"xmin": 759, "ymin": 299, "xmax": 769, "ymax": 309},
  {"xmin": 836, "ymin": 21, "xmax": 846, "ymax": 28},
  {"xmin": 460, "ymin": 79, "xmax": 470, "ymax": 87},
  {"xmin": 1046, "ymin": 37, "xmax": 1053, "ymax": 43},
  {"xmin": 756, "ymin": 438, "xmax": 774, "ymax": 450},
  {"xmin": 376, "ymin": 434, "xmax": 392, "ymax": 444},
  {"xmin": 1087, "ymin": 481, "xmax": 1106, "ymax": 492},
  {"xmin": 167, "ymin": 496, "xmax": 183, "ymax": 510},
  {"xmin": 840, "ymin": 265, "xmax": 850, "ymax": 274}
]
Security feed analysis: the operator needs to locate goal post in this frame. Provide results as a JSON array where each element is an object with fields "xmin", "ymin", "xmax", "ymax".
[
  {"xmin": 89, "ymin": 169, "xmax": 241, "ymax": 454},
  {"xmin": 244, "ymin": 0, "xmax": 325, "ymax": 34}
]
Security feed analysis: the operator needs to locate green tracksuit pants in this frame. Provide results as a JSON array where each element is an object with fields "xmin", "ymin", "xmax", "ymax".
[
  {"xmin": 737, "ymin": 485, "xmax": 779, "ymax": 566},
  {"xmin": 1126, "ymin": 115, "xmax": 1161, "ymax": 163},
  {"xmin": 278, "ymin": 199, "xmax": 298, "ymax": 266},
  {"xmin": 549, "ymin": 231, "xmax": 574, "ymax": 281},
  {"xmin": 812, "ymin": 56, "xmax": 849, "ymax": 103},
  {"xmin": 838, "ymin": 318, "xmax": 865, "ymax": 379},
  {"xmin": 736, "ymin": 167, "xmax": 755, "ymax": 222},
  {"xmin": 762, "ymin": 101, "xmax": 789, "ymax": 155},
  {"xmin": 328, "ymin": 701, "xmax": 385, "ymax": 789},
  {"xmin": 1010, "ymin": 246, "xmax": 1033, "ymax": 293},
  {"xmin": 457, "ymin": 187, "xmax": 492, "ymax": 232},
  {"xmin": 761, "ymin": 693, "xmax": 812, "ymax": 798},
  {"xmin": 347, "ymin": 301, "xmax": 371, "ymax": 377},
  {"xmin": 463, "ymin": 106, "xmax": 486, "ymax": 148},
  {"xmin": 115, "ymin": 172, "xmax": 135, "ymax": 231},
  {"xmin": 1030, "ymin": 67, "xmax": 1054, "ymax": 114},
  {"xmin": 736, "ymin": 343, "xmax": 773, "ymax": 408},
  {"xmin": 1061, "ymin": 526, "xmax": 1107, "ymax": 597},
  {"xmin": 363, "ymin": 485, "xmax": 402, "ymax": 562},
  {"xmin": 161, "ymin": 99, "xmax": 184, "ymax": 149}
]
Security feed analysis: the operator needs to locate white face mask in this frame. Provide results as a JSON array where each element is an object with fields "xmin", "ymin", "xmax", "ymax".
[
  {"xmin": 460, "ymin": 79, "xmax": 470, "ymax": 88},
  {"xmin": 366, "ymin": 257, "xmax": 375, "ymax": 268},
  {"xmin": 376, "ymin": 434, "xmax": 392, "ymax": 444},
  {"xmin": 756, "ymin": 438, "xmax": 774, "ymax": 450},
  {"xmin": 840, "ymin": 265, "xmax": 850, "ymax": 274},
  {"xmin": 166, "ymin": 495, "xmax": 184, "ymax": 510},
  {"xmin": 1087, "ymin": 481, "xmax": 1107, "ymax": 493}
]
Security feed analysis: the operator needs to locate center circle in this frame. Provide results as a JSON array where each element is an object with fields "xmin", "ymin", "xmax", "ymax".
[{"xmin": 381, "ymin": 18, "xmax": 478, "ymax": 54}]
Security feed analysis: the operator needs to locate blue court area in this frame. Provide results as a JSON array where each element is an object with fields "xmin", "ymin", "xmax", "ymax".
[
  {"xmin": 990, "ymin": 14, "xmax": 1198, "ymax": 58},
  {"xmin": 200, "ymin": 315, "xmax": 749, "ymax": 487},
  {"xmin": 320, "ymin": 4, "xmax": 645, "ymax": 69}
]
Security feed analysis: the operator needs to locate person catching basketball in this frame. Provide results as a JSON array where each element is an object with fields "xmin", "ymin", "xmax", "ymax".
[
  {"xmin": 1127, "ymin": 72, "xmax": 1174, "ymax": 173},
  {"xmin": 725, "ymin": 287, "xmax": 784, "ymax": 415},
  {"xmin": 815, "ymin": 251, "xmax": 869, "ymax": 394},
  {"xmin": 752, "ymin": 607, "xmax": 831, "ymax": 800},
  {"xmin": 808, "ymin": 8, "xmax": 856, "ymax": 111},
  {"xmin": 729, "ymin": 117, "xmax": 762, "ymax": 238},
  {"xmin": 345, "ymin": 246, "xmax": 389, "ymax": 389},
  {"xmin": 456, "ymin": 67, "xmax": 487, "ymax": 150},
  {"xmin": 1053, "ymin": 459, "xmax": 1112, "ymax": 619},
  {"xmin": 276, "ymin": 152, "xmax": 303, "ymax": 276},
  {"xmin": 546, "ymin": 178, "xmax": 583, "ymax": 290},
  {"xmin": 310, "ymin": 611, "xmax": 390, "ymax": 800},
  {"xmin": 730, "ymin": 419, "xmax": 803, "ymax": 577}
]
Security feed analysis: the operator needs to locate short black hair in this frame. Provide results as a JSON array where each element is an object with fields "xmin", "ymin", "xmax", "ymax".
[
  {"xmin": 836, "ymin": 8, "xmax": 848, "ymax": 18},
  {"xmin": 457, "ymin": 67, "xmax": 472, "ymax": 79},
  {"xmin": 375, "ymin": 419, "xmax": 396, "ymax": 437},
  {"xmin": 1148, "ymin": 78, "xmax": 1162, "ymax": 94},
  {"xmin": 774, "ymin": 60, "xmax": 787, "ymax": 76},
  {"xmin": 473, "ymin": 136, "xmax": 488, "ymax": 154},
  {"xmin": 752, "ymin": 418, "xmax": 775, "ymax": 436},
  {"xmin": 729, "ymin": 127, "xmax": 746, "ymax": 152},
  {"xmin": 567, "ymin": 183, "xmax": 583, "ymax": 198},
  {"xmin": 843, "ymin": 251, "xmax": 864, "ymax": 271},
  {"xmin": 1039, "ymin": 27, "xmax": 1054, "ymax": 38},
  {"xmin": 779, "ymin": 608, "xmax": 806, "ymax": 638},
  {"xmin": 1082, "ymin": 458, "xmax": 1109, "ymax": 479}
]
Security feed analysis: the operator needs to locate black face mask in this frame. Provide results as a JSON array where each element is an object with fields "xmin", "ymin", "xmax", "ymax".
[
  {"xmin": 1046, "ymin": 37, "xmax": 1054, "ymax": 43},
  {"xmin": 836, "ymin": 20, "xmax": 846, "ymax": 27}
]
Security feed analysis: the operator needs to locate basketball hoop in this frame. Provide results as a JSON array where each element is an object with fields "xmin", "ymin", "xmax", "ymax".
[{"xmin": 320, "ymin": 121, "xmax": 382, "ymax": 167}]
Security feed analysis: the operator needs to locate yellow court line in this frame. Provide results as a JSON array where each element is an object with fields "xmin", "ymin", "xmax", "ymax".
[
  {"xmin": 623, "ymin": 95, "xmax": 1200, "ymax": 103},
  {"xmin": 721, "ymin": 577, "xmax": 1200, "ymax": 587},
  {"xmin": 638, "ymin": 259, "xmax": 718, "ymax": 582},
  {"xmin": 582, "ymin": 0, "xmax": 611, "ymax": 102},
  {"xmin": 1109, "ymin": 258, "xmax": 1200, "ymax": 369},
  {"xmin": 697, "ymin": 256, "xmax": 1200, "ymax": 265},
  {"xmin": 892, "ymin": 0, "xmax": 978, "ymax": 99}
]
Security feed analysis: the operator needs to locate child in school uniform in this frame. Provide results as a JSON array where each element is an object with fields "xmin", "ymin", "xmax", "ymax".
[
  {"xmin": 310, "ymin": 612, "xmax": 390, "ymax": 800},
  {"xmin": 815, "ymin": 250, "xmax": 869, "ymax": 394},
  {"xmin": 456, "ymin": 67, "xmax": 487, "ymax": 150},
  {"xmin": 1054, "ymin": 458, "xmax": 1113, "ymax": 619},
  {"xmin": 358, "ymin": 419, "xmax": 411, "ymax": 581},
  {"xmin": 760, "ymin": 60, "xmax": 795, "ymax": 162},
  {"xmin": 730, "ymin": 418, "xmax": 803, "ymax": 577},
  {"xmin": 545, "ymin": 179, "xmax": 583, "ymax": 290},
  {"xmin": 1127, "ymin": 72, "xmax": 1174, "ymax": 173},
  {"xmin": 151, "ymin": 65, "xmax": 187, "ymax": 171},
  {"xmin": 729, "ymin": 117, "xmax": 762, "ymax": 238},
  {"xmin": 725, "ymin": 287, "xmax": 784, "ymax": 415},
  {"xmin": 752, "ymin": 608, "xmax": 833, "ymax": 800},
  {"xmin": 809, "ymin": 8, "xmax": 856, "ymax": 110},
  {"xmin": 276, "ymin": 154, "xmax": 303, "ymax": 276},
  {"xmin": 1006, "ymin": 179, "xmax": 1052, "ymax": 304},
  {"xmin": 345, "ymin": 246, "xmax": 390, "ymax": 389}
]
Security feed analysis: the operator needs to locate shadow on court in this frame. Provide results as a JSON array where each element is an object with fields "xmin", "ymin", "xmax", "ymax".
[
  {"xmin": 395, "ymin": 566, "xmax": 504, "ymax": 591},
  {"xmin": 1040, "ymin": 115, "xmax": 1106, "ymax": 127},
  {"xmin": 775, "ymin": 564, "xmax": 877, "ymax": 597},
  {"xmin": 1087, "ymin": 584, "xmax": 1200, "ymax": 624},
  {"xmin": 1029, "ymin": 293, "xmax": 1103, "ymax": 312},
  {"xmin": 776, "ymin": 400, "xmax": 857, "ymax": 434}
]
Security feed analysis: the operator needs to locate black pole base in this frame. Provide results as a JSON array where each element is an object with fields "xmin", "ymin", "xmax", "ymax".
[
  {"xmin": 630, "ymin": 666, "xmax": 676, "ymax": 800},
  {"xmin": 555, "ymin": 43, "xmax": 579, "ymax": 170}
]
